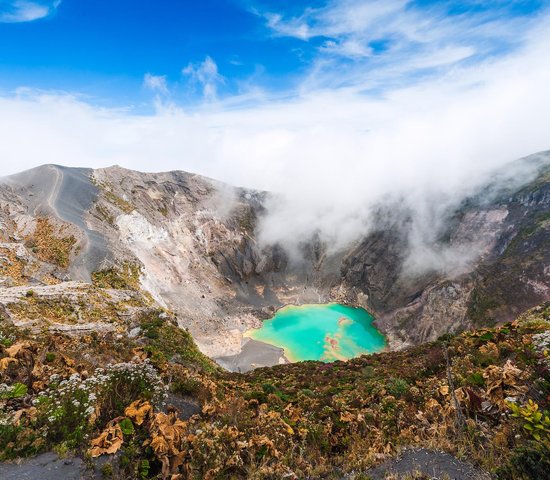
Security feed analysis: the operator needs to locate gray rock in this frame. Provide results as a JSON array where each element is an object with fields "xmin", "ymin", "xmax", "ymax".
[
  {"xmin": 128, "ymin": 326, "xmax": 141, "ymax": 338},
  {"xmin": 0, "ymin": 452, "xmax": 91, "ymax": 480},
  {"xmin": 365, "ymin": 448, "xmax": 491, "ymax": 480}
]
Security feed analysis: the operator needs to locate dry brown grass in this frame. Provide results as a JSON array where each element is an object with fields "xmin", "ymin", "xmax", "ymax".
[
  {"xmin": 24, "ymin": 218, "xmax": 76, "ymax": 268},
  {"xmin": 0, "ymin": 247, "xmax": 27, "ymax": 285}
]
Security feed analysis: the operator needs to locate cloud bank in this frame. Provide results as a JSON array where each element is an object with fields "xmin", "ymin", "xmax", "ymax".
[{"xmin": 0, "ymin": 4, "xmax": 549, "ymax": 271}]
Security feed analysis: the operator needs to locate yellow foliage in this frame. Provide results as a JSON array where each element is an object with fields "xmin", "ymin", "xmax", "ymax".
[
  {"xmin": 25, "ymin": 217, "xmax": 76, "ymax": 267},
  {"xmin": 5, "ymin": 342, "xmax": 29, "ymax": 357},
  {"xmin": 439, "ymin": 385, "xmax": 449, "ymax": 396},
  {"xmin": 149, "ymin": 412, "xmax": 188, "ymax": 478},
  {"xmin": 0, "ymin": 342, "xmax": 33, "ymax": 371},
  {"xmin": 479, "ymin": 342, "xmax": 499, "ymax": 358},
  {"xmin": 0, "ymin": 357, "xmax": 17, "ymax": 371},
  {"xmin": 88, "ymin": 420, "xmax": 124, "ymax": 457},
  {"xmin": 340, "ymin": 411, "xmax": 356, "ymax": 423},
  {"xmin": 12, "ymin": 407, "xmax": 37, "ymax": 426},
  {"xmin": 483, "ymin": 359, "xmax": 527, "ymax": 404},
  {"xmin": 125, "ymin": 400, "xmax": 152, "ymax": 426}
]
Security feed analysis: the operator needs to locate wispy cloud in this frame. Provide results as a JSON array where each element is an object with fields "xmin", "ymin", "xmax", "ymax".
[
  {"xmin": 182, "ymin": 56, "xmax": 225, "ymax": 101},
  {"xmin": 143, "ymin": 73, "xmax": 169, "ymax": 95},
  {"xmin": 0, "ymin": 0, "xmax": 61, "ymax": 23},
  {"xmin": 263, "ymin": 11, "xmax": 312, "ymax": 40},
  {"xmin": 254, "ymin": 0, "xmax": 545, "ymax": 92}
]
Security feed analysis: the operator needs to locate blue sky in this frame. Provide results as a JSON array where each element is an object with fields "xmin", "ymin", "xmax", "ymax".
[
  {"xmin": 0, "ymin": 0, "xmax": 547, "ymax": 109},
  {"xmin": 0, "ymin": 0, "xmax": 317, "ymax": 106}
]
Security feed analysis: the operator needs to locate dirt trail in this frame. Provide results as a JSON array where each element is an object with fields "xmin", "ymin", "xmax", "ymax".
[{"xmin": 3, "ymin": 164, "xmax": 110, "ymax": 281}]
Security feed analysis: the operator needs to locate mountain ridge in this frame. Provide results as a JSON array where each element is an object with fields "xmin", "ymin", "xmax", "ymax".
[{"xmin": 0, "ymin": 152, "xmax": 549, "ymax": 368}]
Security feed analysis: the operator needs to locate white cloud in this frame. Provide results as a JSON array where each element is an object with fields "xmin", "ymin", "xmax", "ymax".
[
  {"xmin": 264, "ymin": 12, "xmax": 311, "ymax": 40},
  {"xmin": 0, "ymin": 0, "xmax": 61, "ymax": 23},
  {"xmin": 0, "ymin": 15, "xmax": 549, "ymax": 271},
  {"xmin": 321, "ymin": 38, "xmax": 373, "ymax": 58},
  {"xmin": 182, "ymin": 56, "xmax": 225, "ymax": 101},
  {"xmin": 255, "ymin": 0, "xmax": 543, "ymax": 92},
  {"xmin": 143, "ymin": 73, "xmax": 168, "ymax": 95}
]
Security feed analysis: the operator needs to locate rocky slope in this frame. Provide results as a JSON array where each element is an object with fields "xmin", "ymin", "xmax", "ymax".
[
  {"xmin": 0, "ymin": 153, "xmax": 549, "ymax": 479},
  {"xmin": 0, "ymin": 152, "xmax": 549, "ymax": 369},
  {"xmin": 0, "ymin": 288, "xmax": 549, "ymax": 478}
]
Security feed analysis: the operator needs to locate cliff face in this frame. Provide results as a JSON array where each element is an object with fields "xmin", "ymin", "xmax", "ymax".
[
  {"xmin": 0, "ymin": 153, "xmax": 549, "ymax": 364},
  {"xmin": 340, "ymin": 157, "xmax": 550, "ymax": 347}
]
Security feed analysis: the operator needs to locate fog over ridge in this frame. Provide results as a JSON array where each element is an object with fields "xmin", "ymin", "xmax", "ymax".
[{"xmin": 1, "ymin": 14, "xmax": 550, "ymax": 273}]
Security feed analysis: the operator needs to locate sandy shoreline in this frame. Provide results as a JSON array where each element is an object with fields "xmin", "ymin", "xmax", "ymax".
[{"xmin": 214, "ymin": 338, "xmax": 288, "ymax": 373}]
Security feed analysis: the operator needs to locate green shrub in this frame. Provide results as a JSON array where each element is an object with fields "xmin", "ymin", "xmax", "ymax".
[
  {"xmin": 496, "ymin": 442, "xmax": 550, "ymax": 479},
  {"xmin": 35, "ymin": 362, "xmax": 166, "ymax": 447},
  {"xmin": 119, "ymin": 417, "xmax": 135, "ymax": 436},
  {"xmin": 101, "ymin": 463, "xmax": 114, "ymax": 478},
  {"xmin": 140, "ymin": 312, "xmax": 218, "ymax": 374},
  {"xmin": 262, "ymin": 383, "xmax": 277, "ymax": 394},
  {"xmin": 0, "ymin": 382, "xmax": 28, "ymax": 399},
  {"xmin": 466, "ymin": 371, "xmax": 485, "ymax": 387},
  {"xmin": 171, "ymin": 377, "xmax": 202, "ymax": 396},
  {"xmin": 361, "ymin": 365, "xmax": 376, "ymax": 378},
  {"xmin": 91, "ymin": 263, "xmax": 141, "ymax": 290},
  {"xmin": 139, "ymin": 459, "xmax": 150, "ymax": 479},
  {"xmin": 386, "ymin": 377, "xmax": 409, "ymax": 398},
  {"xmin": 437, "ymin": 333, "xmax": 455, "ymax": 342},
  {"xmin": 507, "ymin": 399, "xmax": 550, "ymax": 441},
  {"xmin": 0, "ymin": 422, "xmax": 45, "ymax": 460}
]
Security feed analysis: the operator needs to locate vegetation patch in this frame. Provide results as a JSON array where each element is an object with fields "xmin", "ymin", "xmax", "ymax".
[
  {"xmin": 139, "ymin": 311, "xmax": 218, "ymax": 375},
  {"xmin": 92, "ymin": 263, "xmax": 142, "ymax": 291},
  {"xmin": 6, "ymin": 287, "xmax": 143, "ymax": 326},
  {"xmin": 92, "ymin": 176, "xmax": 135, "ymax": 214},
  {"xmin": 103, "ymin": 191, "xmax": 135, "ymax": 214},
  {"xmin": 0, "ymin": 302, "xmax": 549, "ymax": 478},
  {"xmin": 24, "ymin": 218, "xmax": 76, "ymax": 268},
  {"xmin": 0, "ymin": 247, "xmax": 28, "ymax": 285},
  {"xmin": 8, "ymin": 295, "xmax": 114, "ymax": 325},
  {"xmin": 467, "ymin": 286, "xmax": 501, "ymax": 325},
  {"xmin": 94, "ymin": 203, "xmax": 116, "ymax": 226}
]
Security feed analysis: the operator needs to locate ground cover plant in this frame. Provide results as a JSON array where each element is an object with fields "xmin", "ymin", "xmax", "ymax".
[{"xmin": 0, "ymin": 301, "xmax": 549, "ymax": 479}]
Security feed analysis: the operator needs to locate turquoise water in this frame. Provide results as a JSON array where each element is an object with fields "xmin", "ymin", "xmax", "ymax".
[{"xmin": 245, "ymin": 303, "xmax": 386, "ymax": 362}]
